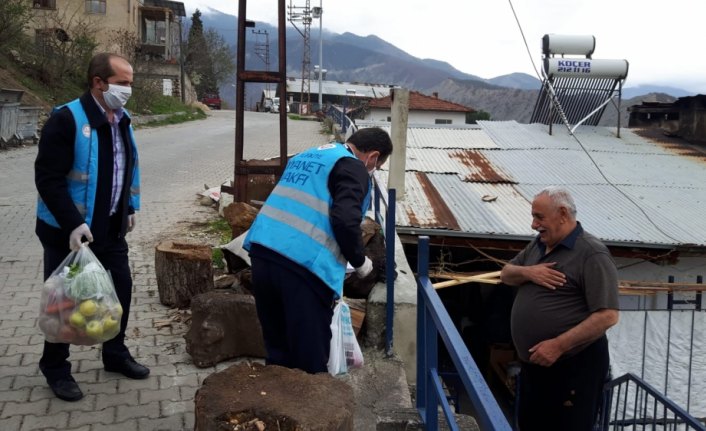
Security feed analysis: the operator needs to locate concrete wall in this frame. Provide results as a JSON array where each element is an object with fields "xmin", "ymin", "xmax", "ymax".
[
  {"xmin": 28, "ymin": 1, "xmax": 182, "ymax": 62},
  {"xmin": 28, "ymin": 0, "xmax": 138, "ymax": 50},
  {"xmin": 366, "ymin": 232, "xmax": 418, "ymax": 385}
]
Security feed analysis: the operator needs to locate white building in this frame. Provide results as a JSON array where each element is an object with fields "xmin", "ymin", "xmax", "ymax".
[{"xmin": 363, "ymin": 91, "xmax": 474, "ymax": 125}]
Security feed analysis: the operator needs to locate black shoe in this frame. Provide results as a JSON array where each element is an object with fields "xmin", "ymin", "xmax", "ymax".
[
  {"xmin": 47, "ymin": 376, "xmax": 83, "ymax": 402},
  {"xmin": 104, "ymin": 358, "xmax": 150, "ymax": 379}
]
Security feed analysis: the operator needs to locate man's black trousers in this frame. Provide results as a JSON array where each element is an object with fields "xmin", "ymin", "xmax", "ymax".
[
  {"xmin": 518, "ymin": 336, "xmax": 609, "ymax": 431},
  {"xmin": 250, "ymin": 255, "xmax": 335, "ymax": 374}
]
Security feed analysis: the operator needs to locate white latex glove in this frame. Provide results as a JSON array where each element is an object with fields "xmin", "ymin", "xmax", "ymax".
[
  {"xmin": 127, "ymin": 214, "xmax": 136, "ymax": 233},
  {"xmin": 355, "ymin": 256, "xmax": 373, "ymax": 278},
  {"xmin": 69, "ymin": 223, "xmax": 93, "ymax": 251}
]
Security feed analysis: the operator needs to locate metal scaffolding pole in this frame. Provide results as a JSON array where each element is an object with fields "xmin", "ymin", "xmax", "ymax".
[{"xmin": 288, "ymin": 0, "xmax": 312, "ymax": 114}]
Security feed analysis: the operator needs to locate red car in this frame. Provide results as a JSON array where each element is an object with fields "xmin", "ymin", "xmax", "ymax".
[{"xmin": 201, "ymin": 94, "xmax": 222, "ymax": 110}]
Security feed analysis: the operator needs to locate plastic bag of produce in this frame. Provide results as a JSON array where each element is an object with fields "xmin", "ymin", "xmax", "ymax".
[{"xmin": 38, "ymin": 244, "xmax": 123, "ymax": 345}]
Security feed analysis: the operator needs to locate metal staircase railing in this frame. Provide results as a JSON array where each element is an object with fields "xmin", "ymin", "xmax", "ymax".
[
  {"xmin": 416, "ymin": 236, "xmax": 512, "ymax": 431},
  {"xmin": 599, "ymin": 373, "xmax": 706, "ymax": 430},
  {"xmin": 325, "ymin": 105, "xmax": 354, "ymax": 135}
]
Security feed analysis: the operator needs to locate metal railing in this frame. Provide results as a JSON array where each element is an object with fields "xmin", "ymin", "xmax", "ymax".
[
  {"xmin": 373, "ymin": 182, "xmax": 396, "ymax": 355},
  {"xmin": 416, "ymin": 236, "xmax": 512, "ymax": 431},
  {"xmin": 600, "ymin": 373, "xmax": 706, "ymax": 430},
  {"xmin": 326, "ymin": 105, "xmax": 355, "ymax": 135}
]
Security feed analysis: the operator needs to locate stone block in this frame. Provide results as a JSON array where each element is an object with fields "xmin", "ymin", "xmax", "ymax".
[{"xmin": 185, "ymin": 289, "xmax": 266, "ymax": 368}]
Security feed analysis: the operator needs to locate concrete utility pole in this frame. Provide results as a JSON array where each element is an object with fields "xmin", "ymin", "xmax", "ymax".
[
  {"xmin": 288, "ymin": 0, "xmax": 313, "ymax": 114},
  {"xmin": 389, "ymin": 88, "xmax": 409, "ymax": 201},
  {"xmin": 252, "ymin": 30, "xmax": 272, "ymax": 104},
  {"xmin": 312, "ymin": 2, "xmax": 323, "ymax": 108},
  {"xmin": 252, "ymin": 29, "xmax": 271, "ymax": 95}
]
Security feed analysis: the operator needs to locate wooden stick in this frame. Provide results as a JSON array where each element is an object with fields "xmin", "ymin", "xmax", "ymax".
[
  {"xmin": 431, "ymin": 271, "xmax": 706, "ymax": 293},
  {"xmin": 432, "ymin": 271, "xmax": 502, "ymax": 289}
]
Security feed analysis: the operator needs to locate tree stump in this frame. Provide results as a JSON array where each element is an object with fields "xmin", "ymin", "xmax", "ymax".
[
  {"xmin": 194, "ymin": 362, "xmax": 354, "ymax": 431},
  {"xmin": 155, "ymin": 241, "xmax": 214, "ymax": 308},
  {"xmin": 185, "ymin": 289, "xmax": 266, "ymax": 367}
]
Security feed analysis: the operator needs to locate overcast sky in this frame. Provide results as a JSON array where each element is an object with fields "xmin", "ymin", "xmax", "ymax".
[{"xmin": 182, "ymin": 0, "xmax": 705, "ymax": 94}]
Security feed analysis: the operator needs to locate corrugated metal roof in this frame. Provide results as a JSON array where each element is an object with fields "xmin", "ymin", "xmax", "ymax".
[
  {"xmin": 364, "ymin": 124, "xmax": 497, "ymax": 149},
  {"xmin": 368, "ymin": 120, "xmax": 706, "ymax": 248},
  {"xmin": 376, "ymin": 171, "xmax": 533, "ymax": 236},
  {"xmin": 286, "ymin": 78, "xmax": 391, "ymax": 99}
]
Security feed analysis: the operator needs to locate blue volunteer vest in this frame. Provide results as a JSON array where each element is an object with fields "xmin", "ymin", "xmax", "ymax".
[
  {"xmin": 244, "ymin": 143, "xmax": 371, "ymax": 298},
  {"xmin": 36, "ymin": 98, "xmax": 140, "ymax": 228}
]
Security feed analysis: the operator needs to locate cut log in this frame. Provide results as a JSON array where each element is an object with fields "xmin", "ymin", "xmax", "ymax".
[
  {"xmin": 194, "ymin": 362, "xmax": 353, "ymax": 431},
  {"xmin": 155, "ymin": 241, "xmax": 214, "ymax": 308},
  {"xmin": 185, "ymin": 289, "xmax": 266, "ymax": 367},
  {"xmin": 223, "ymin": 201, "xmax": 259, "ymax": 238}
]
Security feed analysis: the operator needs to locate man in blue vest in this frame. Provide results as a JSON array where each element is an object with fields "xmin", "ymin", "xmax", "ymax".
[
  {"xmin": 35, "ymin": 52, "xmax": 149, "ymax": 402},
  {"xmin": 244, "ymin": 127, "xmax": 393, "ymax": 374}
]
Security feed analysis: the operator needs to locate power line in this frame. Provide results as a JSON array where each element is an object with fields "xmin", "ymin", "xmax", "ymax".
[{"xmin": 506, "ymin": 0, "xmax": 681, "ymax": 245}]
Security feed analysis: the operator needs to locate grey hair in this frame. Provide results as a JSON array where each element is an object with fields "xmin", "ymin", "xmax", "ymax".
[{"xmin": 535, "ymin": 186, "xmax": 577, "ymax": 218}]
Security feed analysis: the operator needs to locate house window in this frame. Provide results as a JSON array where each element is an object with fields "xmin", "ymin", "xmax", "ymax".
[
  {"xmin": 435, "ymin": 119, "xmax": 452, "ymax": 125},
  {"xmin": 386, "ymin": 116, "xmax": 392, "ymax": 122},
  {"xmin": 35, "ymin": 28, "xmax": 68, "ymax": 57},
  {"xmin": 33, "ymin": 0, "xmax": 56, "ymax": 9},
  {"xmin": 85, "ymin": 0, "xmax": 106, "ymax": 14},
  {"xmin": 35, "ymin": 29, "xmax": 51, "ymax": 53},
  {"xmin": 142, "ymin": 17, "xmax": 167, "ymax": 45}
]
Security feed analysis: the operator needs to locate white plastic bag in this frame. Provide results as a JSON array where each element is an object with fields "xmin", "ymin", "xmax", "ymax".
[
  {"xmin": 327, "ymin": 300, "xmax": 364, "ymax": 375},
  {"xmin": 38, "ymin": 244, "xmax": 122, "ymax": 345}
]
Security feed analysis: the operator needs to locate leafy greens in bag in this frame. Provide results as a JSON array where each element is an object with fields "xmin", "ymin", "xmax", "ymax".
[{"xmin": 38, "ymin": 244, "xmax": 123, "ymax": 346}]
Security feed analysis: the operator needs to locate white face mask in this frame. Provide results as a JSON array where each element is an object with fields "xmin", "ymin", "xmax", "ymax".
[
  {"xmin": 365, "ymin": 155, "xmax": 378, "ymax": 177},
  {"xmin": 103, "ymin": 84, "xmax": 132, "ymax": 110}
]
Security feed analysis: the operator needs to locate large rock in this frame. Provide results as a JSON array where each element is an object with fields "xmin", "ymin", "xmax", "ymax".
[
  {"xmin": 185, "ymin": 289, "xmax": 266, "ymax": 367},
  {"xmin": 194, "ymin": 362, "xmax": 354, "ymax": 431}
]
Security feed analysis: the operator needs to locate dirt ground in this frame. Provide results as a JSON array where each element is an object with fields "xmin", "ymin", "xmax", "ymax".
[{"xmin": 0, "ymin": 67, "xmax": 51, "ymax": 110}]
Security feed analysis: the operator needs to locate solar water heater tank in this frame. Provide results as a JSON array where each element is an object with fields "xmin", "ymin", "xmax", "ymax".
[
  {"xmin": 542, "ymin": 34, "xmax": 596, "ymax": 57},
  {"xmin": 543, "ymin": 58, "xmax": 629, "ymax": 79}
]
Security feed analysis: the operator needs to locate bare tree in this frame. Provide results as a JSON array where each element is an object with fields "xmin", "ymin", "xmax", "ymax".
[
  {"xmin": 29, "ymin": 3, "xmax": 99, "ymax": 87},
  {"xmin": 105, "ymin": 29, "xmax": 165, "ymax": 114}
]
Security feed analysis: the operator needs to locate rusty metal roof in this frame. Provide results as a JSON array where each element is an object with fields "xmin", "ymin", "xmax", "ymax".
[{"xmin": 367, "ymin": 122, "xmax": 706, "ymax": 248}]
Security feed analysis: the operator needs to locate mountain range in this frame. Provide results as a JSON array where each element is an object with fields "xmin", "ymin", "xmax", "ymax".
[{"xmin": 196, "ymin": 7, "xmax": 693, "ymax": 121}]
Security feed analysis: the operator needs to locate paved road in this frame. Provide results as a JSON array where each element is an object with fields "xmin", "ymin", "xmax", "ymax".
[{"xmin": 0, "ymin": 111, "xmax": 330, "ymax": 431}]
